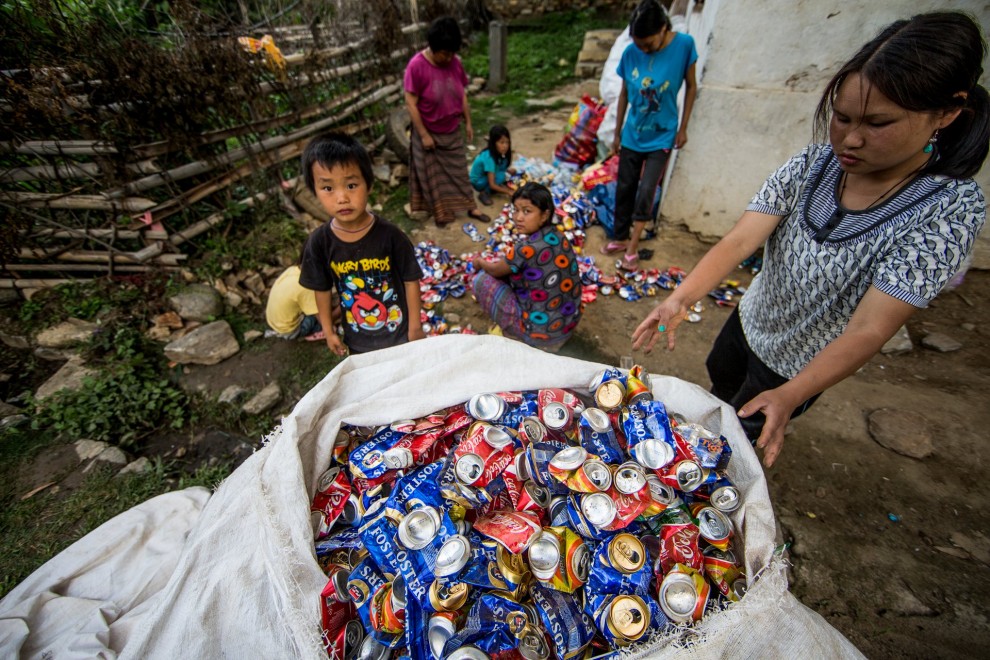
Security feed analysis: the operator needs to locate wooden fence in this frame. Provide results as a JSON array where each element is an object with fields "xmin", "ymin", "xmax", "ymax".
[{"xmin": 0, "ymin": 7, "xmax": 439, "ymax": 292}]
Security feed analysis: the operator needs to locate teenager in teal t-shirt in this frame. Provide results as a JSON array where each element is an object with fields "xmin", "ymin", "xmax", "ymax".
[
  {"xmin": 469, "ymin": 125, "xmax": 516, "ymax": 206},
  {"xmin": 602, "ymin": 0, "xmax": 697, "ymax": 272}
]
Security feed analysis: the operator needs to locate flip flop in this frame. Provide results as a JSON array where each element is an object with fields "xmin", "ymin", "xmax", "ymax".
[
  {"xmin": 304, "ymin": 330, "xmax": 326, "ymax": 341},
  {"xmin": 462, "ymin": 222, "xmax": 485, "ymax": 242},
  {"xmin": 616, "ymin": 253, "xmax": 640, "ymax": 272},
  {"xmin": 600, "ymin": 241, "xmax": 626, "ymax": 255},
  {"xmin": 468, "ymin": 210, "xmax": 491, "ymax": 223}
]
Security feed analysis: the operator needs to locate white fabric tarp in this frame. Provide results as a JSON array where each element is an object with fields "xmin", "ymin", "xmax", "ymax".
[{"xmin": 0, "ymin": 335, "xmax": 864, "ymax": 658}]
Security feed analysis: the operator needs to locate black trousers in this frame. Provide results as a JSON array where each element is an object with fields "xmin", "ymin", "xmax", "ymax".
[
  {"xmin": 613, "ymin": 146, "xmax": 670, "ymax": 241},
  {"xmin": 706, "ymin": 308, "xmax": 821, "ymax": 441}
]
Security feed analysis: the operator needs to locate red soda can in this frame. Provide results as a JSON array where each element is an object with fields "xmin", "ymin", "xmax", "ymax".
[
  {"xmin": 326, "ymin": 619, "xmax": 363, "ymax": 660},
  {"xmin": 658, "ymin": 564, "xmax": 710, "ymax": 623},
  {"xmin": 657, "ymin": 514, "xmax": 703, "ymax": 573},
  {"xmin": 473, "ymin": 510, "xmax": 544, "ymax": 554},
  {"xmin": 312, "ymin": 466, "xmax": 352, "ymax": 539},
  {"xmin": 702, "ymin": 545, "xmax": 744, "ymax": 601},
  {"xmin": 537, "ymin": 388, "xmax": 584, "ymax": 416},
  {"xmin": 601, "ymin": 485, "xmax": 650, "ymax": 531}
]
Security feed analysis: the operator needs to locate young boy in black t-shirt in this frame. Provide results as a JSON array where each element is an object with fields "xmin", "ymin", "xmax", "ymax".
[{"xmin": 299, "ymin": 132, "xmax": 424, "ymax": 355}]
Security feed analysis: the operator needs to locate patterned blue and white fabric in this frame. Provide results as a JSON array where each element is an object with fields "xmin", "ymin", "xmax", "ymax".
[{"xmin": 739, "ymin": 143, "xmax": 985, "ymax": 379}]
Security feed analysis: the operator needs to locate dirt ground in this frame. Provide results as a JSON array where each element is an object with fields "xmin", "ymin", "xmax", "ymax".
[
  {"xmin": 9, "ymin": 83, "xmax": 990, "ymax": 657},
  {"xmin": 415, "ymin": 87, "xmax": 990, "ymax": 658}
]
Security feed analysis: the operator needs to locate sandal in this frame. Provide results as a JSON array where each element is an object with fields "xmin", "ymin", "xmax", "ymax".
[
  {"xmin": 304, "ymin": 329, "xmax": 326, "ymax": 342},
  {"xmin": 616, "ymin": 253, "xmax": 640, "ymax": 272},
  {"xmin": 600, "ymin": 241, "xmax": 626, "ymax": 255},
  {"xmin": 468, "ymin": 209, "xmax": 491, "ymax": 223}
]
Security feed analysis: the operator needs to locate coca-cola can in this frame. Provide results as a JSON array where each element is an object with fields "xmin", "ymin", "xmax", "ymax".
[
  {"xmin": 541, "ymin": 401, "xmax": 573, "ymax": 433},
  {"xmin": 454, "ymin": 452, "xmax": 485, "ymax": 485},
  {"xmin": 327, "ymin": 618, "xmax": 364, "ymax": 660},
  {"xmin": 519, "ymin": 480, "xmax": 552, "ymax": 512},
  {"xmin": 473, "ymin": 510, "xmax": 543, "ymax": 554},
  {"xmin": 484, "ymin": 425, "xmax": 515, "ymax": 450},
  {"xmin": 324, "ymin": 565, "xmax": 351, "ymax": 603},
  {"xmin": 519, "ymin": 416, "xmax": 547, "ymax": 445}
]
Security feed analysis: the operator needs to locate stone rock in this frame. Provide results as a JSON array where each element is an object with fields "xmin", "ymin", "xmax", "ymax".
[
  {"xmin": 0, "ymin": 331, "xmax": 30, "ymax": 350},
  {"xmin": 0, "ymin": 289, "xmax": 20, "ymax": 306},
  {"xmin": 381, "ymin": 148, "xmax": 398, "ymax": 163},
  {"xmin": 445, "ymin": 312, "xmax": 461, "ymax": 324},
  {"xmin": 218, "ymin": 385, "xmax": 248, "ymax": 404},
  {"xmin": 243, "ymin": 330, "xmax": 263, "ymax": 343},
  {"xmin": 36, "ymin": 318, "xmax": 100, "ymax": 348},
  {"xmin": 867, "ymin": 408, "xmax": 934, "ymax": 459},
  {"xmin": 146, "ymin": 325, "xmax": 173, "ymax": 342},
  {"xmin": 153, "ymin": 311, "xmax": 184, "ymax": 329},
  {"xmin": 541, "ymin": 121, "xmax": 565, "ymax": 133},
  {"xmin": 33, "ymin": 347, "xmax": 76, "ymax": 362},
  {"xmin": 0, "ymin": 414, "xmax": 28, "ymax": 430},
  {"xmin": 118, "ymin": 457, "xmax": 151, "ymax": 476},
  {"xmin": 75, "ymin": 439, "xmax": 110, "ymax": 461},
  {"xmin": 373, "ymin": 162, "xmax": 391, "ymax": 183},
  {"xmin": 35, "ymin": 358, "xmax": 98, "ymax": 401},
  {"xmin": 242, "ymin": 383, "xmax": 281, "ymax": 415},
  {"xmin": 961, "ymin": 322, "xmax": 976, "ymax": 332},
  {"xmin": 880, "ymin": 325, "xmax": 912, "ymax": 355},
  {"xmin": 242, "ymin": 272, "xmax": 266, "ymax": 296},
  {"xmin": 921, "ymin": 332, "xmax": 962, "ymax": 353},
  {"xmin": 169, "ymin": 283, "xmax": 223, "ymax": 322},
  {"xmin": 164, "ymin": 321, "xmax": 240, "ymax": 366},
  {"xmin": 226, "ymin": 291, "xmax": 245, "ymax": 308},
  {"xmin": 82, "ymin": 446, "xmax": 129, "ymax": 473},
  {"xmin": 577, "ymin": 44, "xmax": 610, "ymax": 63},
  {"xmin": 262, "ymin": 265, "xmax": 281, "ymax": 279},
  {"xmin": 0, "ymin": 401, "xmax": 22, "ymax": 417},
  {"xmin": 888, "ymin": 582, "xmax": 936, "ymax": 617}
]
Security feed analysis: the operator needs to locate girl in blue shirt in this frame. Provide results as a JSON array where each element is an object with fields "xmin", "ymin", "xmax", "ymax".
[
  {"xmin": 603, "ymin": 0, "xmax": 697, "ymax": 271},
  {"xmin": 470, "ymin": 125, "xmax": 516, "ymax": 206}
]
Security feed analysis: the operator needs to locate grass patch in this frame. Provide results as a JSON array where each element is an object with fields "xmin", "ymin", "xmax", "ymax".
[
  {"xmin": 462, "ymin": 9, "xmax": 625, "ymax": 115},
  {"xmin": 0, "ymin": 454, "xmax": 231, "ymax": 599}
]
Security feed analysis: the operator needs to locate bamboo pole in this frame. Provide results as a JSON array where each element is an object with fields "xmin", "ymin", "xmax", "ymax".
[
  {"xmin": 2, "ymin": 192, "xmax": 156, "ymax": 212},
  {"xmin": 0, "ymin": 141, "xmax": 118, "ymax": 156},
  {"xmin": 26, "ymin": 228, "xmax": 169, "ymax": 241},
  {"xmin": 114, "ymin": 82, "xmax": 400, "ymax": 196},
  {"xmin": 2, "ymin": 263, "xmax": 179, "ymax": 273},
  {"xmin": 0, "ymin": 279, "xmax": 81, "ymax": 289},
  {"xmin": 0, "ymin": 160, "xmax": 159, "ymax": 183}
]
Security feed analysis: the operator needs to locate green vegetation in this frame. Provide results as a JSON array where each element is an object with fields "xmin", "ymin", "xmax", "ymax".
[
  {"xmin": 32, "ymin": 326, "xmax": 189, "ymax": 450},
  {"xmin": 462, "ymin": 9, "xmax": 624, "ymax": 117}
]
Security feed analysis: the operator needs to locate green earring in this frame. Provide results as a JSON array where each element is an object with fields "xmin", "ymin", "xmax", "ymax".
[{"xmin": 924, "ymin": 131, "xmax": 938, "ymax": 154}]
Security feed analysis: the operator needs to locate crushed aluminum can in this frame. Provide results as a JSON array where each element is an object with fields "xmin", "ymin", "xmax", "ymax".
[
  {"xmin": 473, "ymin": 510, "xmax": 544, "ymax": 554},
  {"xmin": 577, "ymin": 408, "xmax": 624, "ymax": 465},
  {"xmin": 693, "ymin": 504, "xmax": 734, "ymax": 550},
  {"xmin": 594, "ymin": 379, "xmax": 626, "ymax": 411},
  {"xmin": 658, "ymin": 565, "xmax": 710, "ymax": 623},
  {"xmin": 612, "ymin": 461, "xmax": 647, "ymax": 495},
  {"xmin": 397, "ymin": 506, "xmax": 442, "ymax": 550},
  {"xmin": 428, "ymin": 613, "xmax": 457, "ymax": 659},
  {"xmin": 702, "ymin": 546, "xmax": 744, "ymax": 602},
  {"xmin": 527, "ymin": 530, "xmax": 561, "ymax": 581},
  {"xmin": 435, "ymin": 534, "xmax": 472, "ymax": 578},
  {"xmin": 580, "ymin": 492, "xmax": 617, "ymax": 529},
  {"xmin": 519, "ymin": 416, "xmax": 547, "ymax": 445},
  {"xmin": 606, "ymin": 533, "xmax": 648, "ymax": 574},
  {"xmin": 429, "ymin": 580, "xmax": 470, "ymax": 612},
  {"xmin": 541, "ymin": 401, "xmax": 573, "ymax": 435},
  {"xmin": 567, "ymin": 458, "xmax": 612, "ymax": 493},
  {"xmin": 467, "ymin": 393, "xmax": 508, "ymax": 421},
  {"xmin": 708, "ymin": 477, "xmax": 741, "ymax": 513}
]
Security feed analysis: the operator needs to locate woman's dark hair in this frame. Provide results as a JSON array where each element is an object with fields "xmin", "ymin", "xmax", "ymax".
[
  {"xmin": 629, "ymin": 0, "xmax": 671, "ymax": 39},
  {"xmin": 486, "ymin": 125, "xmax": 512, "ymax": 167},
  {"xmin": 300, "ymin": 132, "xmax": 374, "ymax": 193},
  {"xmin": 427, "ymin": 16, "xmax": 462, "ymax": 53},
  {"xmin": 512, "ymin": 182, "xmax": 555, "ymax": 221},
  {"xmin": 814, "ymin": 11, "xmax": 989, "ymax": 178}
]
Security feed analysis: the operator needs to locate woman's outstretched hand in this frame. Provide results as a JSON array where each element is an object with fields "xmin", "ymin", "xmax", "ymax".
[{"xmin": 631, "ymin": 298, "xmax": 688, "ymax": 353}]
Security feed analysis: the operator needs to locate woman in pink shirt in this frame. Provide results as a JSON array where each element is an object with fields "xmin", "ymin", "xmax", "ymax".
[{"xmin": 404, "ymin": 16, "xmax": 490, "ymax": 226}]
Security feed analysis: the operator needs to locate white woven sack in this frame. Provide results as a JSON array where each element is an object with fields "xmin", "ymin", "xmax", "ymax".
[{"xmin": 0, "ymin": 335, "xmax": 863, "ymax": 659}]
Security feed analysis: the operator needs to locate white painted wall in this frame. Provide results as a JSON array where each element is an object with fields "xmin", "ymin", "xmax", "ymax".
[{"xmin": 663, "ymin": 0, "xmax": 990, "ymax": 266}]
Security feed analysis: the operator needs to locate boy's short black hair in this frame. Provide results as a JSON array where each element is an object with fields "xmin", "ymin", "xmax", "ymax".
[
  {"xmin": 427, "ymin": 16, "xmax": 462, "ymax": 53},
  {"xmin": 301, "ymin": 132, "xmax": 374, "ymax": 193}
]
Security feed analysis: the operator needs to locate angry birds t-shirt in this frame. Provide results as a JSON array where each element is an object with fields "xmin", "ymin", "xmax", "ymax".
[{"xmin": 300, "ymin": 215, "xmax": 423, "ymax": 354}]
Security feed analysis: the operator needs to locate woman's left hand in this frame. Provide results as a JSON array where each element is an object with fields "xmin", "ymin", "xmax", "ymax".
[
  {"xmin": 738, "ymin": 387, "xmax": 801, "ymax": 467},
  {"xmin": 674, "ymin": 128, "xmax": 689, "ymax": 149},
  {"xmin": 466, "ymin": 124, "xmax": 474, "ymax": 142},
  {"xmin": 409, "ymin": 325, "xmax": 426, "ymax": 342}
]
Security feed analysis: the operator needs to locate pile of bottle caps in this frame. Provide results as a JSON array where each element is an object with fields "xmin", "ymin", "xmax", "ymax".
[{"xmin": 313, "ymin": 365, "xmax": 748, "ymax": 660}]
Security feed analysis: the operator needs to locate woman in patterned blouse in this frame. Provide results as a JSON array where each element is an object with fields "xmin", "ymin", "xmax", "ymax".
[{"xmin": 632, "ymin": 11, "xmax": 988, "ymax": 467}]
